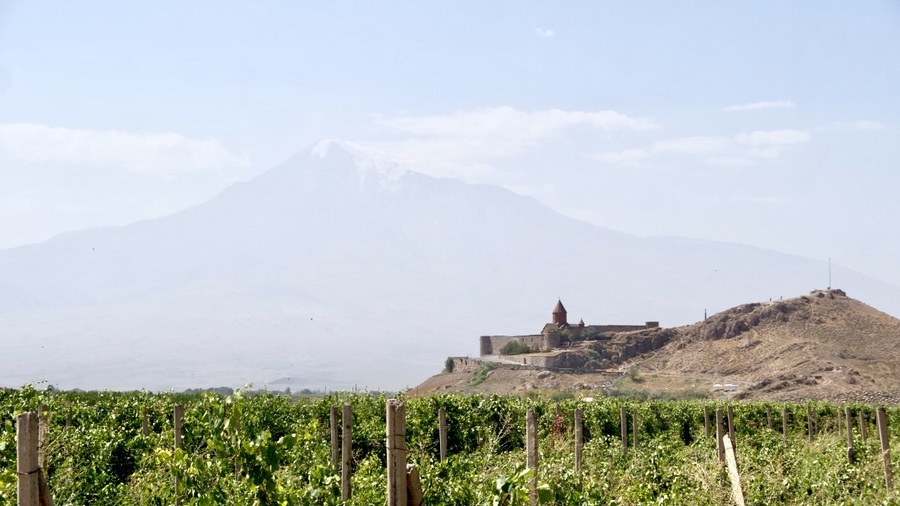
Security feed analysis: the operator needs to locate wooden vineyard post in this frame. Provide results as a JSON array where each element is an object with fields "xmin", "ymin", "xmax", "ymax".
[
  {"xmin": 330, "ymin": 407, "xmax": 339, "ymax": 474},
  {"xmin": 574, "ymin": 409, "xmax": 583, "ymax": 477},
  {"xmin": 38, "ymin": 467, "xmax": 53, "ymax": 506},
  {"xmin": 727, "ymin": 406, "xmax": 735, "ymax": 449},
  {"xmin": 342, "ymin": 404, "xmax": 352, "ymax": 501},
  {"xmin": 141, "ymin": 407, "xmax": 149, "ymax": 437},
  {"xmin": 838, "ymin": 407, "xmax": 843, "ymax": 438},
  {"xmin": 233, "ymin": 415, "xmax": 241, "ymax": 479},
  {"xmin": 526, "ymin": 408, "xmax": 538, "ymax": 506},
  {"xmin": 782, "ymin": 407, "xmax": 788, "ymax": 444},
  {"xmin": 860, "ymin": 410, "xmax": 868, "ymax": 441},
  {"xmin": 876, "ymin": 407, "xmax": 893, "ymax": 493},
  {"xmin": 620, "ymin": 406, "xmax": 628, "ymax": 456},
  {"xmin": 438, "ymin": 407, "xmax": 448, "ymax": 463},
  {"xmin": 716, "ymin": 408, "xmax": 725, "ymax": 463},
  {"xmin": 807, "ymin": 405, "xmax": 814, "ymax": 443},
  {"xmin": 406, "ymin": 464, "xmax": 424, "ymax": 506},
  {"xmin": 33, "ymin": 406, "xmax": 54, "ymax": 506},
  {"xmin": 65, "ymin": 403, "xmax": 72, "ymax": 431},
  {"xmin": 632, "ymin": 408, "xmax": 639, "ymax": 450},
  {"xmin": 37, "ymin": 407, "xmax": 54, "ymax": 506},
  {"xmin": 174, "ymin": 405, "xmax": 184, "ymax": 448},
  {"xmin": 17, "ymin": 412, "xmax": 39, "ymax": 506},
  {"xmin": 845, "ymin": 406, "xmax": 855, "ymax": 463},
  {"xmin": 174, "ymin": 405, "xmax": 183, "ymax": 506},
  {"xmin": 723, "ymin": 434, "xmax": 746, "ymax": 506},
  {"xmin": 386, "ymin": 399, "xmax": 407, "ymax": 506},
  {"xmin": 37, "ymin": 405, "xmax": 48, "ymax": 472},
  {"xmin": 767, "ymin": 407, "xmax": 773, "ymax": 431},
  {"xmin": 704, "ymin": 406, "xmax": 710, "ymax": 438},
  {"xmin": 813, "ymin": 406, "xmax": 818, "ymax": 436}
]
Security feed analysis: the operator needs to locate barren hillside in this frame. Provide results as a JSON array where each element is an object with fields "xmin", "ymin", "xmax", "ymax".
[
  {"xmin": 633, "ymin": 289, "xmax": 900, "ymax": 400},
  {"xmin": 414, "ymin": 290, "xmax": 900, "ymax": 401}
]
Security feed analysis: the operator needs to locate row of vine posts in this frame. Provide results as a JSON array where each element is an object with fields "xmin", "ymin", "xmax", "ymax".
[
  {"xmin": 13, "ymin": 400, "xmax": 896, "ymax": 506},
  {"xmin": 706, "ymin": 404, "xmax": 894, "ymax": 503}
]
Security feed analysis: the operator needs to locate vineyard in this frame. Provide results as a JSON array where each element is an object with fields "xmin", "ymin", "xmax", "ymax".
[{"xmin": 1, "ymin": 385, "xmax": 899, "ymax": 505}]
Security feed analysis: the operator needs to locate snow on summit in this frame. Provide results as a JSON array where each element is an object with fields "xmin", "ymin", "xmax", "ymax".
[{"xmin": 310, "ymin": 139, "xmax": 408, "ymax": 188}]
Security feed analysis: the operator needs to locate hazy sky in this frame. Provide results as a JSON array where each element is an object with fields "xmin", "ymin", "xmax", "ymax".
[{"xmin": 1, "ymin": 1, "xmax": 899, "ymax": 285}]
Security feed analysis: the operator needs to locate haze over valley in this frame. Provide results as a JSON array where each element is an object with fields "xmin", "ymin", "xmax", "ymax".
[
  {"xmin": 1, "ymin": 142, "xmax": 898, "ymax": 391},
  {"xmin": 1, "ymin": 2, "xmax": 898, "ymax": 392}
]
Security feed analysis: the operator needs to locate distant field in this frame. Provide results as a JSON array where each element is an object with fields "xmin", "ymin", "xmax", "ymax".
[{"xmin": 1, "ymin": 387, "xmax": 898, "ymax": 505}]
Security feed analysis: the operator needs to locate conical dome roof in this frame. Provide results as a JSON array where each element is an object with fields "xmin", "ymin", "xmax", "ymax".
[
  {"xmin": 552, "ymin": 299, "xmax": 568, "ymax": 326},
  {"xmin": 553, "ymin": 299, "xmax": 566, "ymax": 314}
]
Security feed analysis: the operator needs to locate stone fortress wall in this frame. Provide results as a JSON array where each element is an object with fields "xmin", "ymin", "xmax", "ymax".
[
  {"xmin": 479, "ymin": 323, "xmax": 659, "ymax": 356},
  {"xmin": 444, "ymin": 356, "xmax": 484, "ymax": 373},
  {"xmin": 479, "ymin": 334, "xmax": 544, "ymax": 355}
]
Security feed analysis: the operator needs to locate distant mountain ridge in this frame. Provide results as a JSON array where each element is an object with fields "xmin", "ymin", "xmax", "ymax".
[{"xmin": 1, "ymin": 141, "xmax": 898, "ymax": 391}]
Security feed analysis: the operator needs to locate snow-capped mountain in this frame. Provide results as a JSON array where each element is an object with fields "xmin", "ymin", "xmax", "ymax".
[{"xmin": 1, "ymin": 141, "xmax": 898, "ymax": 391}]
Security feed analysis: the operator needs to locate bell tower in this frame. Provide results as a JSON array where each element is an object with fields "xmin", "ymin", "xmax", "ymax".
[{"xmin": 552, "ymin": 299, "xmax": 568, "ymax": 326}]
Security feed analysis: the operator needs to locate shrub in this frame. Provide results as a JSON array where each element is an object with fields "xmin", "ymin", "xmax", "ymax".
[
  {"xmin": 499, "ymin": 340, "xmax": 531, "ymax": 355},
  {"xmin": 627, "ymin": 366, "xmax": 643, "ymax": 383},
  {"xmin": 467, "ymin": 363, "xmax": 499, "ymax": 387}
]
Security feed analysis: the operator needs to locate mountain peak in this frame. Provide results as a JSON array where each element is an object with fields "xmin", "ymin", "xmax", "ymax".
[
  {"xmin": 309, "ymin": 138, "xmax": 359, "ymax": 160},
  {"xmin": 309, "ymin": 139, "xmax": 408, "ymax": 187}
]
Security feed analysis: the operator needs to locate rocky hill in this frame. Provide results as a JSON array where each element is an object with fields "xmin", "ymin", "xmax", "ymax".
[
  {"xmin": 635, "ymin": 289, "xmax": 900, "ymax": 400},
  {"xmin": 414, "ymin": 289, "xmax": 900, "ymax": 402}
]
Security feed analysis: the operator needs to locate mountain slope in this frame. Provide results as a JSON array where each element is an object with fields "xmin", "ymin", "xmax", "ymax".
[{"xmin": 1, "ymin": 141, "xmax": 899, "ymax": 391}]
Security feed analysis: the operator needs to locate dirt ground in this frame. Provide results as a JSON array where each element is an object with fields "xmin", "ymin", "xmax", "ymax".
[{"xmin": 410, "ymin": 365, "xmax": 728, "ymax": 400}]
